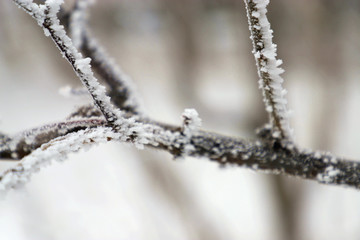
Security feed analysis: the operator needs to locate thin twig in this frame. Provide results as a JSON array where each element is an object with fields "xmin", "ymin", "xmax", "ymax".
[
  {"xmin": 12, "ymin": 0, "xmax": 121, "ymax": 123},
  {"xmin": 0, "ymin": 127, "xmax": 117, "ymax": 191},
  {"xmin": 68, "ymin": 0, "xmax": 142, "ymax": 114},
  {"xmin": 244, "ymin": 0, "xmax": 292, "ymax": 139},
  {"xmin": 0, "ymin": 118, "xmax": 106, "ymax": 160},
  {"xmin": 66, "ymin": 104, "xmax": 103, "ymax": 119}
]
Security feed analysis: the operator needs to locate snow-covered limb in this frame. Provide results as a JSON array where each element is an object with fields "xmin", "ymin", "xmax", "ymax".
[
  {"xmin": 244, "ymin": 0, "xmax": 292, "ymax": 139},
  {"xmin": 67, "ymin": 0, "xmax": 142, "ymax": 114},
  {"xmin": 2, "ymin": 118, "xmax": 360, "ymax": 192}
]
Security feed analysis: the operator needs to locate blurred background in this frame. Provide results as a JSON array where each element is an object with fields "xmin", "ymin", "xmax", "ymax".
[{"xmin": 1, "ymin": 0, "xmax": 360, "ymax": 239}]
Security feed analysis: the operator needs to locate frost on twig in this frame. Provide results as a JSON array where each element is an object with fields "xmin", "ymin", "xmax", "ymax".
[
  {"xmin": 66, "ymin": 104, "xmax": 103, "ymax": 119},
  {"xmin": 181, "ymin": 108, "xmax": 202, "ymax": 155},
  {"xmin": 67, "ymin": 0, "xmax": 142, "ymax": 114},
  {"xmin": 182, "ymin": 108, "xmax": 202, "ymax": 137},
  {"xmin": 12, "ymin": 0, "xmax": 123, "ymax": 123},
  {"xmin": 0, "ymin": 118, "xmax": 163, "ymax": 192},
  {"xmin": 244, "ymin": 0, "xmax": 292, "ymax": 139},
  {"xmin": 0, "ymin": 118, "xmax": 106, "ymax": 160},
  {"xmin": 69, "ymin": 0, "xmax": 94, "ymax": 49},
  {"xmin": 0, "ymin": 133, "xmax": 12, "ymax": 159},
  {"xmin": 0, "ymin": 127, "xmax": 117, "ymax": 192}
]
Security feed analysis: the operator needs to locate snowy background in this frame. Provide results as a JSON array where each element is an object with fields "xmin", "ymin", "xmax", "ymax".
[{"xmin": 1, "ymin": 0, "xmax": 360, "ymax": 239}]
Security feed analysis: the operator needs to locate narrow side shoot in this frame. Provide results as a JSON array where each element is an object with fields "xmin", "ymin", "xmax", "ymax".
[
  {"xmin": 244, "ymin": 0, "xmax": 292, "ymax": 140},
  {"xmin": 68, "ymin": 0, "xmax": 143, "ymax": 114}
]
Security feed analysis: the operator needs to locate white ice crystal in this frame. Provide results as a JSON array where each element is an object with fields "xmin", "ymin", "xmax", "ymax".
[
  {"xmin": 182, "ymin": 109, "xmax": 202, "ymax": 136},
  {"xmin": 180, "ymin": 109, "xmax": 202, "ymax": 156},
  {"xmin": 317, "ymin": 166, "xmax": 340, "ymax": 184}
]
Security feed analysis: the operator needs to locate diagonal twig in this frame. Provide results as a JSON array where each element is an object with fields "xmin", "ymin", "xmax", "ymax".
[
  {"xmin": 67, "ymin": 0, "xmax": 142, "ymax": 114},
  {"xmin": 13, "ymin": 0, "xmax": 121, "ymax": 123}
]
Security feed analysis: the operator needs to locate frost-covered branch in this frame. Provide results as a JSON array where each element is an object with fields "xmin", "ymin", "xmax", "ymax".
[
  {"xmin": 244, "ymin": 0, "xmax": 292, "ymax": 139},
  {"xmin": 0, "ymin": 118, "xmax": 106, "ymax": 160},
  {"xmin": 3, "ymin": 0, "xmax": 360, "ymax": 194},
  {"xmin": 2, "ymin": 117, "xmax": 360, "ymax": 191},
  {"xmin": 67, "ymin": 0, "xmax": 142, "ymax": 114},
  {"xmin": 0, "ymin": 127, "xmax": 117, "ymax": 191}
]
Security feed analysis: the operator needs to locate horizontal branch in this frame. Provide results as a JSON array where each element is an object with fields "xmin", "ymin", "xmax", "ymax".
[
  {"xmin": 0, "ymin": 127, "xmax": 115, "ymax": 191},
  {"xmin": 1, "ymin": 117, "xmax": 359, "ymax": 190},
  {"xmin": 0, "ymin": 118, "xmax": 106, "ymax": 160}
]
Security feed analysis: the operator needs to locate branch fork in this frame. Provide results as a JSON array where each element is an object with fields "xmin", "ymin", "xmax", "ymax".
[{"xmin": 2, "ymin": 0, "xmax": 360, "ymax": 193}]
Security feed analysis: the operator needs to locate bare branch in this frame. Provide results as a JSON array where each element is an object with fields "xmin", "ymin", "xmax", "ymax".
[{"xmin": 244, "ymin": 0, "xmax": 292, "ymax": 139}]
